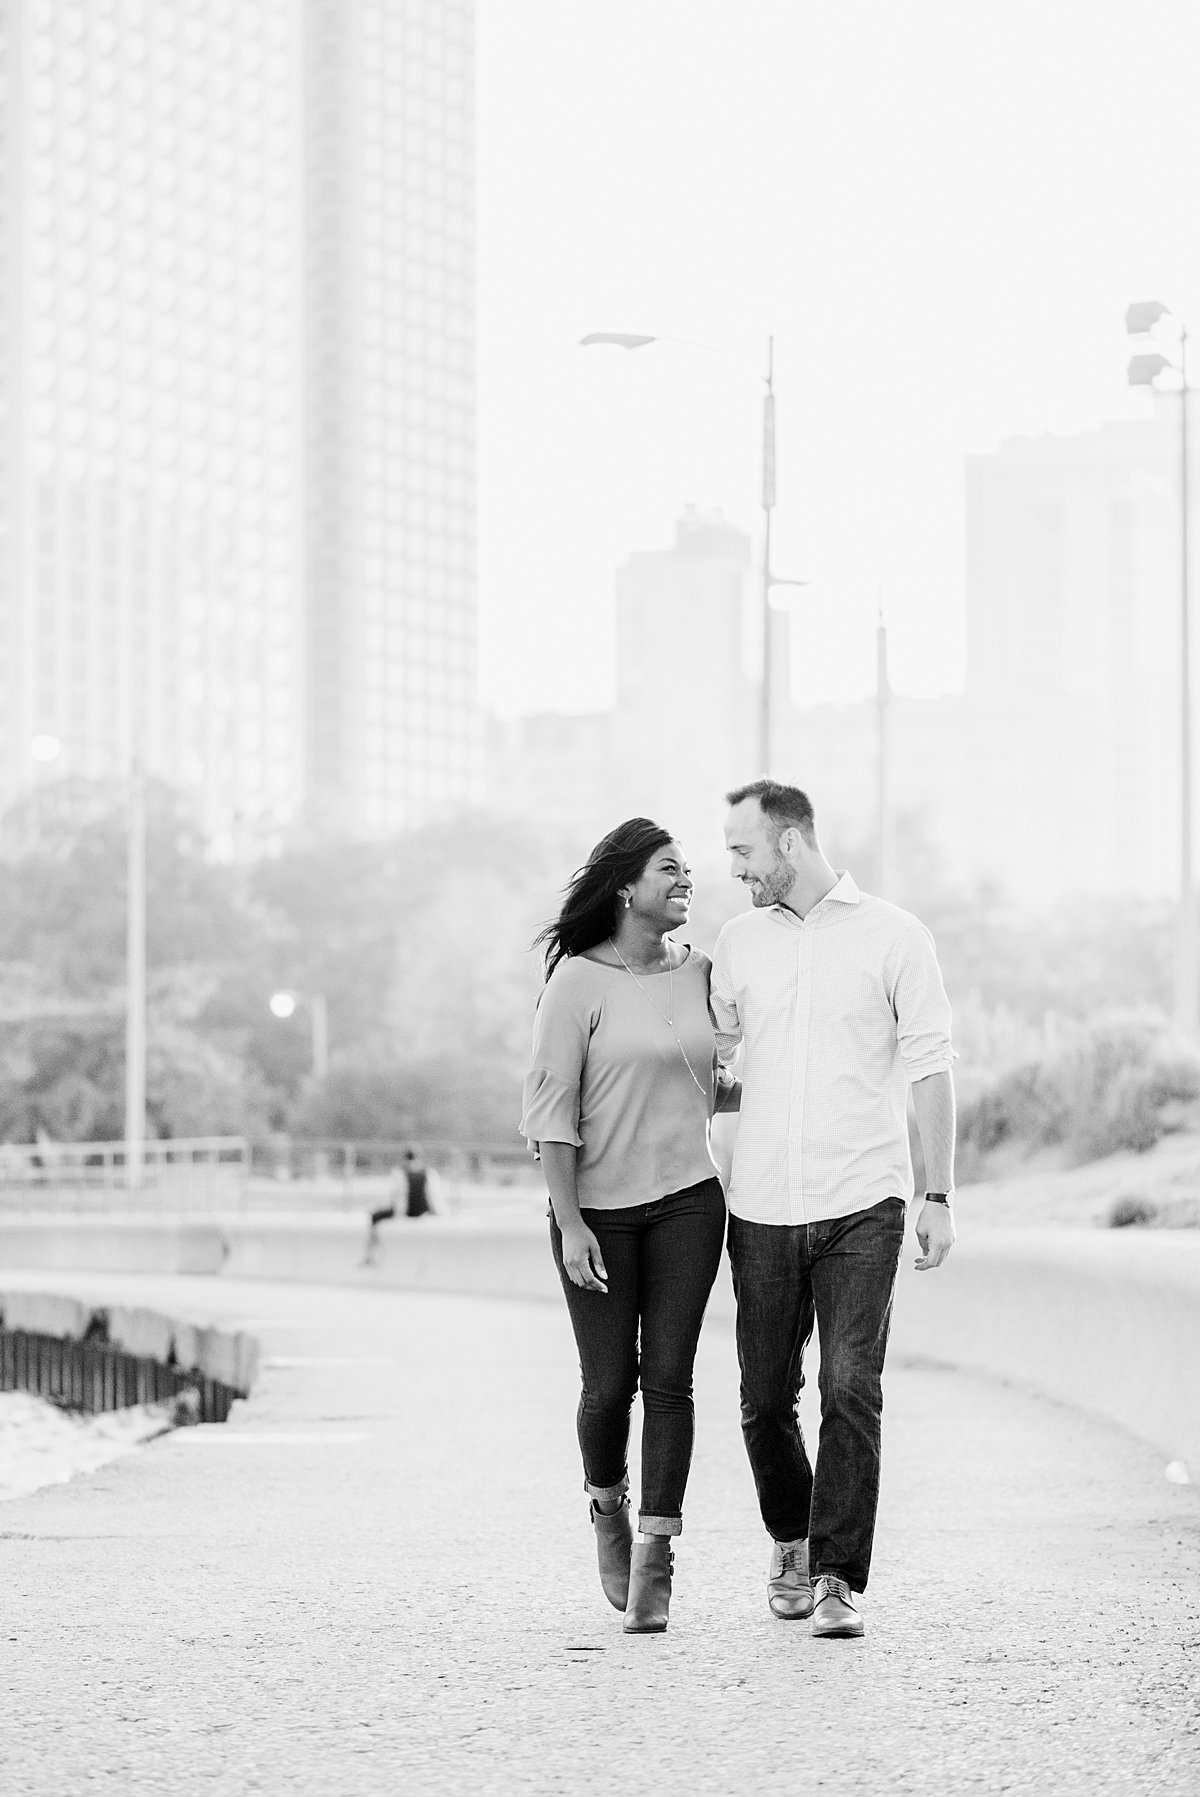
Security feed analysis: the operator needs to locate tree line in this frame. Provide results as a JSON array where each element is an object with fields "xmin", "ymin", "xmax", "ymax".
[{"xmin": 0, "ymin": 782, "xmax": 1173, "ymax": 1148}]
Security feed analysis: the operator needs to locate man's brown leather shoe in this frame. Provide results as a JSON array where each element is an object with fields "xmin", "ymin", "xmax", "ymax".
[
  {"xmin": 811, "ymin": 1573, "xmax": 864, "ymax": 1638},
  {"xmin": 767, "ymin": 1538, "xmax": 814, "ymax": 1620},
  {"xmin": 591, "ymin": 1498, "xmax": 633, "ymax": 1610}
]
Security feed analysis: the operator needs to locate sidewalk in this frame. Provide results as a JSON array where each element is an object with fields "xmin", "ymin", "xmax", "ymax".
[{"xmin": 1, "ymin": 1268, "xmax": 1198, "ymax": 1796}]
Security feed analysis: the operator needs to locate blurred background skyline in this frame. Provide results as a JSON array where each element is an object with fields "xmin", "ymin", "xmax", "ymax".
[
  {"xmin": 0, "ymin": 0, "xmax": 1194, "ymax": 1156},
  {"xmin": 479, "ymin": 0, "xmax": 1200, "ymax": 711}
]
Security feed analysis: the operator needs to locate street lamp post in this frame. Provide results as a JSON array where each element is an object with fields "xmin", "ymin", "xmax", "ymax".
[
  {"xmin": 580, "ymin": 332, "xmax": 805, "ymax": 776},
  {"xmin": 1126, "ymin": 300, "xmax": 1194, "ymax": 1034},
  {"xmin": 269, "ymin": 989, "xmax": 330, "ymax": 1081},
  {"xmin": 125, "ymin": 754, "xmax": 147, "ymax": 1188},
  {"xmin": 875, "ymin": 607, "xmax": 893, "ymax": 898},
  {"xmin": 31, "ymin": 732, "xmax": 148, "ymax": 1186}
]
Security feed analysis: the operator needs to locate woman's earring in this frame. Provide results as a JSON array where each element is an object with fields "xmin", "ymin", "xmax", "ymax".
[{"xmin": 623, "ymin": 894, "xmax": 632, "ymax": 909}]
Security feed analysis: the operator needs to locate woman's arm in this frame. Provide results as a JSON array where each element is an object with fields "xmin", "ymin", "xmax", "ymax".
[{"xmin": 541, "ymin": 1141, "xmax": 608, "ymax": 1294}]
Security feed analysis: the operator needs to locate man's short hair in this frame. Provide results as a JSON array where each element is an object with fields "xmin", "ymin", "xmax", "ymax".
[{"xmin": 725, "ymin": 778, "xmax": 817, "ymax": 845}]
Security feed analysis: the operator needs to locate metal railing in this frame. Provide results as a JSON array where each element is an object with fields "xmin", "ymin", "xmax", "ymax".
[
  {"xmin": 0, "ymin": 1328, "xmax": 240, "ymax": 1423},
  {"xmin": 0, "ymin": 1136, "xmax": 249, "ymax": 1212},
  {"xmin": 0, "ymin": 1134, "xmax": 541, "ymax": 1215},
  {"xmin": 246, "ymin": 1136, "xmax": 539, "ymax": 1214}
]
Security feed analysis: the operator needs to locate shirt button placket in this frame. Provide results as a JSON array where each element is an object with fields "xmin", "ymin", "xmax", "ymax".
[{"xmin": 791, "ymin": 923, "xmax": 813, "ymax": 1226}]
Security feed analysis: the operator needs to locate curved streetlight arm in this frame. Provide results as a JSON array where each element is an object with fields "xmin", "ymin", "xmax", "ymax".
[{"xmin": 580, "ymin": 331, "xmax": 768, "ymax": 387}]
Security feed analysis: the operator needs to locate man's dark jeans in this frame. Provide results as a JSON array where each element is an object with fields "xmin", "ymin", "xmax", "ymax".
[
  {"xmin": 550, "ymin": 1177, "xmax": 726, "ymax": 1535},
  {"xmin": 727, "ymin": 1197, "xmax": 906, "ymax": 1591}
]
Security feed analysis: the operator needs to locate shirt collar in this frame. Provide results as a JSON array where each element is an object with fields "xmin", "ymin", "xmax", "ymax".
[
  {"xmin": 769, "ymin": 870, "xmax": 862, "ymax": 922},
  {"xmin": 823, "ymin": 871, "xmax": 862, "ymax": 907}
]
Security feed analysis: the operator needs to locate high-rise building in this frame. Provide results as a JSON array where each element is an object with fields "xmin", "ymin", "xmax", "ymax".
[
  {"xmin": 0, "ymin": 0, "xmax": 477, "ymax": 852},
  {"xmin": 964, "ymin": 403, "xmax": 1180, "ymax": 896},
  {"xmin": 612, "ymin": 507, "xmax": 757, "ymax": 865},
  {"xmin": 304, "ymin": 0, "xmax": 478, "ymax": 837},
  {"xmin": 481, "ymin": 509, "xmax": 757, "ymax": 872}
]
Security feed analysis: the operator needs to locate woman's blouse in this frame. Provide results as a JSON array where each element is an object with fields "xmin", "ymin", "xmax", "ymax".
[{"xmin": 519, "ymin": 948, "xmax": 720, "ymax": 1210}]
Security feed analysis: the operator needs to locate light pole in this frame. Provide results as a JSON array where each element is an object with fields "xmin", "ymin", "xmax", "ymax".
[
  {"xmin": 1126, "ymin": 300, "xmax": 1194, "ymax": 1034},
  {"xmin": 875, "ymin": 606, "xmax": 893, "ymax": 898},
  {"xmin": 31, "ymin": 733, "xmax": 148, "ymax": 1185},
  {"xmin": 579, "ymin": 332, "xmax": 806, "ymax": 775},
  {"xmin": 269, "ymin": 989, "xmax": 330, "ymax": 1081}
]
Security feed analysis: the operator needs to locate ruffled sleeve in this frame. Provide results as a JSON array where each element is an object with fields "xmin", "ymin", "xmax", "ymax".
[
  {"xmin": 518, "ymin": 965, "xmax": 596, "ymax": 1149},
  {"xmin": 519, "ymin": 1066, "xmax": 583, "ymax": 1149}
]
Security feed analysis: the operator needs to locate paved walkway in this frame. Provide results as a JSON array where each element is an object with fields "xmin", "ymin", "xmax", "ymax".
[{"xmin": 1, "ymin": 1269, "xmax": 1198, "ymax": 1796}]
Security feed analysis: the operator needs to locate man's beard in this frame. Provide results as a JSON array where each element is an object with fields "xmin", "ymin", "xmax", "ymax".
[{"xmin": 750, "ymin": 853, "xmax": 794, "ymax": 907}]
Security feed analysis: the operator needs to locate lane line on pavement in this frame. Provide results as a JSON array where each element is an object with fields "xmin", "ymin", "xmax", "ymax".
[
  {"xmin": 167, "ymin": 1430, "xmax": 371, "ymax": 1446},
  {"xmin": 263, "ymin": 1356, "xmax": 396, "ymax": 1368}
]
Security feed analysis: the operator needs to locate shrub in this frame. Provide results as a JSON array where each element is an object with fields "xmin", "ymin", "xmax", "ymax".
[
  {"xmin": 957, "ymin": 1012, "xmax": 1200, "ymax": 1172},
  {"xmin": 1107, "ymin": 1195, "xmax": 1158, "ymax": 1228}
]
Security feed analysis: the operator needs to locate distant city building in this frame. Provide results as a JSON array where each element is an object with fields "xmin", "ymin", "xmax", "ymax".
[
  {"xmin": 491, "ymin": 400, "xmax": 1183, "ymax": 904},
  {"xmin": 964, "ymin": 403, "xmax": 1179, "ymax": 896},
  {"xmin": 0, "ymin": 0, "xmax": 477, "ymax": 853},
  {"xmin": 783, "ymin": 405, "xmax": 1182, "ymax": 902},
  {"xmin": 486, "ymin": 711, "xmax": 615, "ymax": 855},
  {"xmin": 612, "ymin": 507, "xmax": 756, "ymax": 864},
  {"xmin": 777, "ymin": 692, "xmax": 972, "ymax": 889},
  {"xmin": 483, "ymin": 510, "xmax": 755, "ymax": 869}
]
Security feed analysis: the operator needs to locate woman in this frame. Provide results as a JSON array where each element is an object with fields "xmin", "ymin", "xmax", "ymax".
[{"xmin": 521, "ymin": 818, "xmax": 737, "ymax": 1634}]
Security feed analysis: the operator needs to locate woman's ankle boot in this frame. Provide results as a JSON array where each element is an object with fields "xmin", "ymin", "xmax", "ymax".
[
  {"xmin": 591, "ymin": 1498, "xmax": 633, "ymax": 1610},
  {"xmin": 623, "ymin": 1537, "xmax": 673, "ymax": 1634}
]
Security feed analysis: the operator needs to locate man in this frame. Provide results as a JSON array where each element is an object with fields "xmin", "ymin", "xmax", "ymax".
[
  {"xmin": 711, "ymin": 779, "xmax": 956, "ymax": 1640},
  {"xmin": 362, "ymin": 1146, "xmax": 444, "ymax": 1265}
]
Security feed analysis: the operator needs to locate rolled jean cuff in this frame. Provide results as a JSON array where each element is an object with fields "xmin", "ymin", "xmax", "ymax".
[
  {"xmin": 584, "ymin": 1475, "xmax": 629, "ymax": 1503},
  {"xmin": 638, "ymin": 1512, "xmax": 682, "ymax": 1538}
]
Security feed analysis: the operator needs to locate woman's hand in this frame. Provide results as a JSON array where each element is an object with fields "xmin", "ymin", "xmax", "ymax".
[
  {"xmin": 560, "ymin": 1221, "xmax": 608, "ymax": 1294},
  {"xmin": 713, "ymin": 1068, "xmax": 742, "ymax": 1114}
]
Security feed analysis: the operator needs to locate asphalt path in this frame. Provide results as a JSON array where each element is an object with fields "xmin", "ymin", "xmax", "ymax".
[{"xmin": 1, "ymin": 1269, "xmax": 1198, "ymax": 1796}]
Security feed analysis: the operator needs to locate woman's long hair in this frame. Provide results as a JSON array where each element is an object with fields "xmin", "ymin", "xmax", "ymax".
[{"xmin": 533, "ymin": 817, "xmax": 676, "ymax": 980}]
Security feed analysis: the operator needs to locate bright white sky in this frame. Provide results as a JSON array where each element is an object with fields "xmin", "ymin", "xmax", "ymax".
[{"xmin": 476, "ymin": 0, "xmax": 1200, "ymax": 716}]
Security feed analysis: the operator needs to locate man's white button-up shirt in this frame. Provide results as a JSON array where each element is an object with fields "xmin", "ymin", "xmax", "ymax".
[{"xmin": 710, "ymin": 872, "xmax": 955, "ymax": 1226}]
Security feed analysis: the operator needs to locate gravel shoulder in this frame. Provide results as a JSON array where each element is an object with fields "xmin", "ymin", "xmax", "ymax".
[{"xmin": 961, "ymin": 1127, "xmax": 1200, "ymax": 1229}]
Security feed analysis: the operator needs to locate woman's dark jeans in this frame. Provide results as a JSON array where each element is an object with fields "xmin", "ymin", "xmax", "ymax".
[
  {"xmin": 550, "ymin": 1177, "xmax": 726, "ymax": 1536},
  {"xmin": 727, "ymin": 1197, "xmax": 906, "ymax": 1591}
]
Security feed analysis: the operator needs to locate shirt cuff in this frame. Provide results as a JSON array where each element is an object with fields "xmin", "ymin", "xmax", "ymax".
[{"xmin": 904, "ymin": 1050, "xmax": 957, "ymax": 1082}]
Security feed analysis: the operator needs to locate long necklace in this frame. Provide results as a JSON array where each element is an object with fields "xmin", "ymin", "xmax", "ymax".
[{"xmin": 609, "ymin": 939, "xmax": 710, "ymax": 1101}]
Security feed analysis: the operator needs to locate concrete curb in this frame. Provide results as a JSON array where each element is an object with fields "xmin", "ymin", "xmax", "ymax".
[
  {"xmin": 887, "ymin": 1228, "xmax": 1200, "ymax": 1479},
  {"xmin": 2, "ymin": 1211, "xmax": 1197, "ymax": 1475}
]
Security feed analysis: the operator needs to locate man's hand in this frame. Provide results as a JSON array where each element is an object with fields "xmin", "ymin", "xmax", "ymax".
[
  {"xmin": 914, "ymin": 1200, "xmax": 955, "ymax": 1271},
  {"xmin": 560, "ymin": 1222, "xmax": 608, "ymax": 1293}
]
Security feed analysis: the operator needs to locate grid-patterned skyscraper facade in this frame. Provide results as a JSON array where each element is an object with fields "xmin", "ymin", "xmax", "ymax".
[
  {"xmin": 305, "ymin": 0, "xmax": 478, "ymax": 835},
  {"xmin": 0, "ymin": 0, "xmax": 478, "ymax": 849},
  {"xmin": 0, "ymin": 0, "xmax": 305, "ymax": 853}
]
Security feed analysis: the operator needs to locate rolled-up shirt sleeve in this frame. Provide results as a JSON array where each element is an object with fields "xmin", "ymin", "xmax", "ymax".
[
  {"xmin": 890, "ymin": 923, "xmax": 956, "ymax": 1083},
  {"xmin": 709, "ymin": 929, "xmax": 743, "ymax": 1070},
  {"xmin": 519, "ymin": 974, "xmax": 592, "ymax": 1148}
]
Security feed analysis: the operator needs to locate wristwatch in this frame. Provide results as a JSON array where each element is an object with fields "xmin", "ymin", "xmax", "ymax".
[{"xmin": 923, "ymin": 1191, "xmax": 952, "ymax": 1206}]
